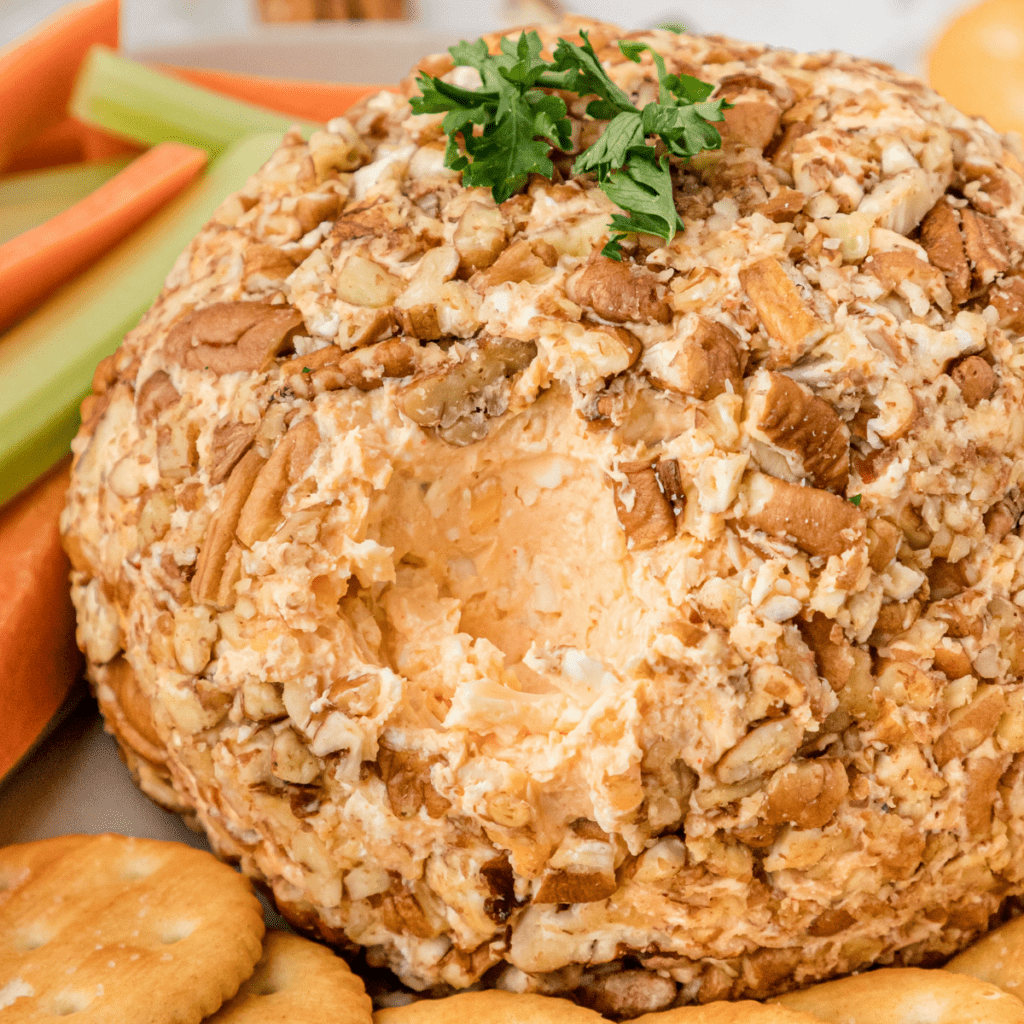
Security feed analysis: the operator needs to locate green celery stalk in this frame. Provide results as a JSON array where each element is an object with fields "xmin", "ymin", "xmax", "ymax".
[
  {"xmin": 70, "ymin": 45, "xmax": 320, "ymax": 155},
  {"xmin": 0, "ymin": 132, "xmax": 283, "ymax": 508},
  {"xmin": 0, "ymin": 158, "xmax": 133, "ymax": 245}
]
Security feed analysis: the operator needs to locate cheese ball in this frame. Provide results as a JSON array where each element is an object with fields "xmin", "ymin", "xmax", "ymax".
[{"xmin": 62, "ymin": 17, "xmax": 1024, "ymax": 1013}]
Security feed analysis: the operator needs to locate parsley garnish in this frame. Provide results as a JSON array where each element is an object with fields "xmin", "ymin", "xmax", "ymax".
[
  {"xmin": 849, "ymin": 494, "xmax": 862, "ymax": 507},
  {"xmin": 301, "ymin": 366, "xmax": 313, "ymax": 373},
  {"xmin": 410, "ymin": 31, "xmax": 728, "ymax": 259}
]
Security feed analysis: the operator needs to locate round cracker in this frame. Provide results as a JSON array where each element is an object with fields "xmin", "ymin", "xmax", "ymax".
[
  {"xmin": 207, "ymin": 931, "xmax": 371, "ymax": 1024},
  {"xmin": 773, "ymin": 966, "xmax": 1024, "ymax": 1022},
  {"xmin": 947, "ymin": 915, "xmax": 1024, "ymax": 996},
  {"xmin": 374, "ymin": 990, "xmax": 605, "ymax": 1023},
  {"xmin": 634, "ymin": 1003, "xmax": 824, "ymax": 1023},
  {"xmin": 0, "ymin": 833, "xmax": 264, "ymax": 1024}
]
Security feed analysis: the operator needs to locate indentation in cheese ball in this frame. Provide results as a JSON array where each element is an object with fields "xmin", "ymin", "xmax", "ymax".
[{"xmin": 62, "ymin": 14, "xmax": 1024, "ymax": 1014}]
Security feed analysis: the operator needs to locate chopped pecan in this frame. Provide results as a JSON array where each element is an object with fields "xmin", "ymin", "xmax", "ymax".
[
  {"xmin": 165, "ymin": 302, "xmax": 305, "ymax": 374},
  {"xmin": 933, "ymin": 639, "xmax": 974, "ymax": 680},
  {"xmin": 867, "ymin": 518, "xmax": 901, "ymax": 572},
  {"xmin": 336, "ymin": 254, "xmax": 404, "ymax": 308},
  {"xmin": 453, "ymin": 201, "xmax": 507, "ymax": 273},
  {"xmin": 191, "ymin": 447, "xmax": 266, "ymax": 606},
  {"xmin": 208, "ymin": 421, "xmax": 258, "ymax": 486},
  {"xmin": 375, "ymin": 882, "xmax": 445, "ymax": 939},
  {"xmin": 311, "ymin": 338, "xmax": 416, "ymax": 393},
  {"xmin": 242, "ymin": 244, "xmax": 298, "ymax": 283},
  {"xmin": 716, "ymin": 717, "xmax": 803, "ymax": 784},
  {"xmin": 720, "ymin": 94, "xmax": 781, "ymax": 151},
  {"xmin": 308, "ymin": 124, "xmax": 370, "ymax": 180},
  {"xmin": 613, "ymin": 460, "xmax": 677, "ymax": 551},
  {"xmin": 330, "ymin": 198, "xmax": 404, "ymax": 245},
  {"xmin": 396, "ymin": 337, "xmax": 536, "ymax": 444},
  {"xmin": 960, "ymin": 206, "xmax": 1016, "ymax": 286},
  {"xmin": 156, "ymin": 421, "xmax": 198, "ymax": 482},
  {"xmin": 741, "ymin": 472, "xmax": 867, "ymax": 559},
  {"xmin": 578, "ymin": 971, "xmax": 677, "ymax": 1019},
  {"xmin": 236, "ymin": 418, "xmax": 320, "ymax": 546},
  {"xmin": 472, "ymin": 238, "xmax": 557, "ymax": 289},
  {"xmin": 935, "ymin": 685, "xmax": 1006, "ymax": 766},
  {"xmin": 765, "ymin": 757, "xmax": 848, "ymax": 829},
  {"xmin": 927, "ymin": 558, "xmax": 969, "ymax": 601},
  {"xmin": 377, "ymin": 742, "xmax": 451, "ymax": 819},
  {"xmin": 990, "ymin": 274, "xmax": 1024, "ymax": 332},
  {"xmin": 533, "ymin": 867, "xmax": 617, "ymax": 905},
  {"xmin": 965, "ymin": 756, "xmax": 1006, "ymax": 836},
  {"xmin": 271, "ymin": 727, "xmax": 321, "ymax": 785},
  {"xmin": 394, "ymin": 245, "xmax": 460, "ymax": 340},
  {"xmin": 135, "ymin": 370, "xmax": 180, "ymax": 427},
  {"xmin": 864, "ymin": 249, "xmax": 950, "ymax": 310},
  {"xmin": 798, "ymin": 611, "xmax": 869, "ymax": 693},
  {"xmin": 568, "ymin": 255, "xmax": 671, "ymax": 324},
  {"xmin": 950, "ymin": 354, "xmax": 997, "ymax": 406},
  {"xmin": 739, "ymin": 257, "xmax": 830, "ymax": 368},
  {"xmin": 295, "ymin": 192, "xmax": 341, "ymax": 234},
  {"xmin": 920, "ymin": 196, "xmax": 971, "ymax": 304},
  {"xmin": 744, "ymin": 369, "xmax": 849, "ymax": 492},
  {"xmin": 985, "ymin": 487, "xmax": 1024, "ymax": 542},
  {"xmin": 645, "ymin": 315, "xmax": 743, "ymax": 400},
  {"xmin": 656, "ymin": 458, "xmax": 685, "ymax": 514},
  {"xmin": 756, "ymin": 186, "xmax": 805, "ymax": 222}
]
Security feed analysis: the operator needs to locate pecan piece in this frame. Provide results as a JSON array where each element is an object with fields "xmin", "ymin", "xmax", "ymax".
[
  {"xmin": 934, "ymin": 685, "xmax": 1006, "ymax": 766},
  {"xmin": 236, "ymin": 418, "xmax": 320, "ymax": 546},
  {"xmin": 208, "ymin": 421, "xmax": 258, "ymax": 485},
  {"xmin": 377, "ymin": 742, "xmax": 451, "ymax": 820},
  {"xmin": 864, "ymin": 249, "xmax": 950, "ymax": 310},
  {"xmin": 192, "ymin": 447, "xmax": 266, "ymax": 606},
  {"xmin": 756, "ymin": 186, "xmax": 805, "ymax": 222},
  {"xmin": 396, "ymin": 337, "xmax": 536, "ymax": 444},
  {"xmin": 715, "ymin": 717, "xmax": 803, "ymax": 784},
  {"xmin": 311, "ymin": 338, "xmax": 416, "ymax": 393},
  {"xmin": 798, "ymin": 611, "xmax": 870, "ymax": 693},
  {"xmin": 579, "ymin": 972, "xmax": 677, "ymax": 1019},
  {"xmin": 613, "ymin": 460, "xmax": 676, "ymax": 551},
  {"xmin": 568, "ymin": 255, "xmax": 671, "ymax": 324},
  {"xmin": 394, "ymin": 245, "xmax": 460, "ymax": 340},
  {"xmin": 472, "ymin": 238, "xmax": 557, "ymax": 289},
  {"xmin": 739, "ymin": 257, "xmax": 830, "ymax": 368},
  {"xmin": 985, "ymin": 487, "xmax": 1024, "ymax": 543},
  {"xmin": 336, "ymin": 254, "xmax": 404, "ymax": 308},
  {"xmin": 135, "ymin": 370, "xmax": 180, "ymax": 427},
  {"xmin": 766, "ymin": 757, "xmax": 848, "ymax": 829},
  {"xmin": 950, "ymin": 354, "xmax": 997, "ymax": 406},
  {"xmin": 533, "ymin": 867, "xmax": 617, "ymax": 905},
  {"xmin": 741, "ymin": 472, "xmax": 867, "ymax": 559},
  {"xmin": 920, "ymin": 196, "xmax": 971, "ymax": 304},
  {"xmin": 720, "ymin": 93, "xmax": 781, "ymax": 151},
  {"xmin": 242, "ymin": 244, "xmax": 297, "ymax": 284},
  {"xmin": 645, "ymin": 315, "xmax": 743, "ymax": 400},
  {"xmin": 744, "ymin": 369, "xmax": 849, "ymax": 492},
  {"xmin": 166, "ymin": 302, "xmax": 305, "ymax": 374},
  {"xmin": 990, "ymin": 274, "xmax": 1024, "ymax": 331},
  {"xmin": 453, "ymin": 201, "xmax": 507, "ymax": 273},
  {"xmin": 960, "ymin": 206, "xmax": 1015, "ymax": 286}
]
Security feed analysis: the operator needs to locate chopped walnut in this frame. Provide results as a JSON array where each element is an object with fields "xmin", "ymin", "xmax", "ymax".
[
  {"xmin": 473, "ymin": 238, "xmax": 558, "ymax": 289},
  {"xmin": 453, "ymin": 201, "xmax": 507, "ymax": 274},
  {"xmin": 135, "ymin": 371, "xmax": 180, "ymax": 427},
  {"xmin": 766, "ymin": 757, "xmax": 848, "ymax": 828},
  {"xmin": 309, "ymin": 338, "xmax": 417, "ymax": 393},
  {"xmin": 920, "ymin": 196, "xmax": 971, "ymax": 304}
]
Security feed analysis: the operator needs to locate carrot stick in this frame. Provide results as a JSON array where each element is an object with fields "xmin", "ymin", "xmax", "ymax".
[
  {"xmin": 0, "ymin": 0, "xmax": 118, "ymax": 172},
  {"xmin": 164, "ymin": 65, "xmax": 382, "ymax": 123},
  {"xmin": 0, "ymin": 458, "xmax": 81, "ymax": 783},
  {"xmin": 3, "ymin": 118, "xmax": 141, "ymax": 174},
  {"xmin": 0, "ymin": 141, "xmax": 206, "ymax": 332}
]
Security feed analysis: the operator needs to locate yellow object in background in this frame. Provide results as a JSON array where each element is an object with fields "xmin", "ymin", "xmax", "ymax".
[{"xmin": 930, "ymin": 0, "xmax": 1024, "ymax": 135}]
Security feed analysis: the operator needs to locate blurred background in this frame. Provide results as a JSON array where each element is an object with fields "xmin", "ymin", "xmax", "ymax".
[{"xmin": 1, "ymin": 0, "xmax": 981, "ymax": 80}]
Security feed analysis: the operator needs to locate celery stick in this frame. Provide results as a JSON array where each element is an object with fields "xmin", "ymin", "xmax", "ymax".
[
  {"xmin": 0, "ymin": 158, "xmax": 133, "ymax": 245},
  {"xmin": 0, "ymin": 133, "xmax": 283, "ymax": 508},
  {"xmin": 70, "ymin": 46, "xmax": 320, "ymax": 155}
]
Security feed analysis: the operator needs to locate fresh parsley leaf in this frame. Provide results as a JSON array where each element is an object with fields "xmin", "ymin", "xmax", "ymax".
[
  {"xmin": 849, "ymin": 494, "xmax": 863, "ymax": 507},
  {"xmin": 411, "ymin": 29, "xmax": 725, "ymax": 254}
]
